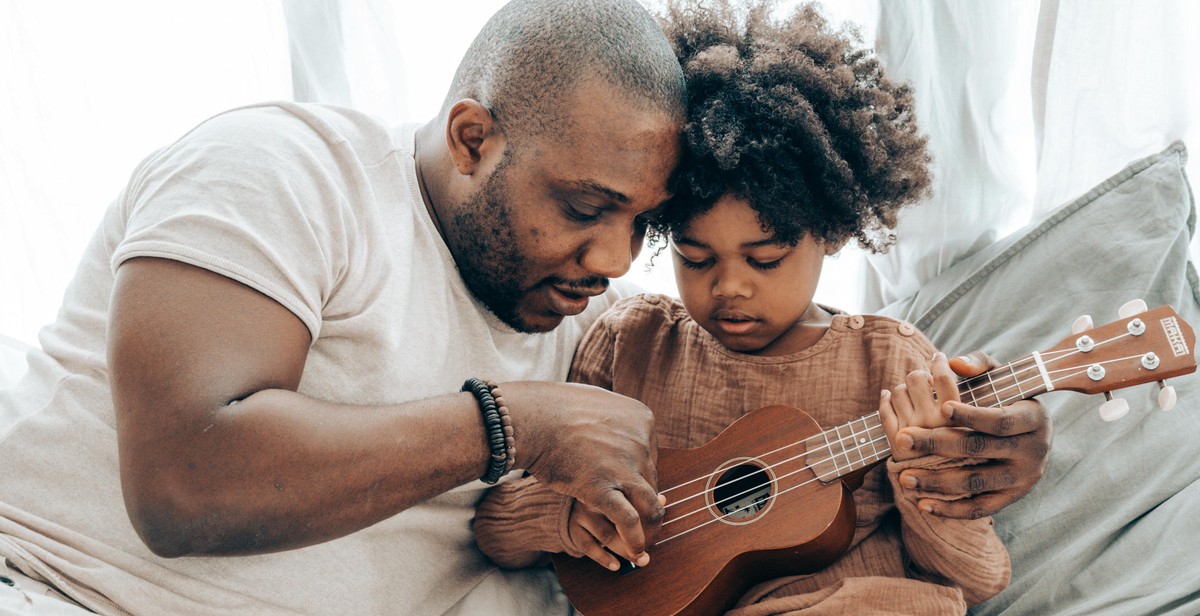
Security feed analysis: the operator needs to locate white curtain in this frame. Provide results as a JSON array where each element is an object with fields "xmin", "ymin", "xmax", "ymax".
[
  {"xmin": 859, "ymin": 0, "xmax": 1200, "ymax": 312},
  {"xmin": 2, "ymin": 0, "xmax": 1197, "ymax": 350},
  {"xmin": 1, "ymin": 1, "xmax": 292, "ymax": 347}
]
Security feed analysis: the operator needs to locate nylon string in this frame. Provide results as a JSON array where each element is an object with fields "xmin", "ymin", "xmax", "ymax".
[{"xmin": 651, "ymin": 329, "xmax": 1142, "ymax": 546}]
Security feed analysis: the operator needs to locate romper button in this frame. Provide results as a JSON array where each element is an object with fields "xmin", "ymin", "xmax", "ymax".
[
  {"xmin": 0, "ymin": 576, "xmax": 13, "ymax": 587},
  {"xmin": 848, "ymin": 315, "xmax": 864, "ymax": 330},
  {"xmin": 898, "ymin": 322, "xmax": 915, "ymax": 336}
]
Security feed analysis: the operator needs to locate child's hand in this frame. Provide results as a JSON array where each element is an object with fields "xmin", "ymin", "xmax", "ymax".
[
  {"xmin": 566, "ymin": 495, "xmax": 665, "ymax": 571},
  {"xmin": 880, "ymin": 352, "xmax": 959, "ymax": 462}
]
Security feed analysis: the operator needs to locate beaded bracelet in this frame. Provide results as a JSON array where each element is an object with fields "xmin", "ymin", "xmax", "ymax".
[
  {"xmin": 462, "ymin": 377, "xmax": 508, "ymax": 484},
  {"xmin": 484, "ymin": 380, "xmax": 516, "ymax": 472}
]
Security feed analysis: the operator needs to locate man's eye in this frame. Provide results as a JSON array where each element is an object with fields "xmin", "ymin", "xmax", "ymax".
[{"xmin": 563, "ymin": 202, "xmax": 601, "ymax": 222}]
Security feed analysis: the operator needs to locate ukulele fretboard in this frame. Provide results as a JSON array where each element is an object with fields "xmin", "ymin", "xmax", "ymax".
[{"xmin": 804, "ymin": 355, "xmax": 1047, "ymax": 483}]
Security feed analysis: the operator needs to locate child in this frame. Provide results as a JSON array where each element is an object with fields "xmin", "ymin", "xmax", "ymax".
[{"xmin": 472, "ymin": 1, "xmax": 1010, "ymax": 614}]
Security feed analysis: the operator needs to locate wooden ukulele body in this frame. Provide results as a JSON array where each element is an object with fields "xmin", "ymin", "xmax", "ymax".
[{"xmin": 552, "ymin": 404, "xmax": 861, "ymax": 616}]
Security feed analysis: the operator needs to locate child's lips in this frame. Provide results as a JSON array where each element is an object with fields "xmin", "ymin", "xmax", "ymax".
[{"xmin": 712, "ymin": 310, "xmax": 759, "ymax": 335}]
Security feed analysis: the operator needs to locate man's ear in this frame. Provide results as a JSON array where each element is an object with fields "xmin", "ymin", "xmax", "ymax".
[{"xmin": 444, "ymin": 99, "xmax": 503, "ymax": 176}]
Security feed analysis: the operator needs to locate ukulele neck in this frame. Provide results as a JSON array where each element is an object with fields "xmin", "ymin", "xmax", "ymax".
[{"xmin": 804, "ymin": 355, "xmax": 1046, "ymax": 484}]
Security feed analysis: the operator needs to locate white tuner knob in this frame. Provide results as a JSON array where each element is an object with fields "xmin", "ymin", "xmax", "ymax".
[
  {"xmin": 1158, "ymin": 382, "xmax": 1177, "ymax": 411},
  {"xmin": 1071, "ymin": 314, "xmax": 1094, "ymax": 334},
  {"xmin": 1118, "ymin": 299, "xmax": 1148, "ymax": 319},
  {"xmin": 1098, "ymin": 392, "xmax": 1130, "ymax": 422}
]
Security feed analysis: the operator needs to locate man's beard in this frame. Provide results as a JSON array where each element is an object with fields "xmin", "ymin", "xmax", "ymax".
[
  {"xmin": 447, "ymin": 157, "xmax": 533, "ymax": 330},
  {"xmin": 445, "ymin": 157, "xmax": 609, "ymax": 333}
]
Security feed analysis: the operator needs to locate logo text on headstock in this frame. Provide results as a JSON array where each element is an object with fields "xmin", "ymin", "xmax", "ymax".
[{"xmin": 1161, "ymin": 316, "xmax": 1190, "ymax": 357}]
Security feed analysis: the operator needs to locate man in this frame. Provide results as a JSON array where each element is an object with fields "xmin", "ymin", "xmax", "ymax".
[{"xmin": 0, "ymin": 0, "xmax": 1048, "ymax": 614}]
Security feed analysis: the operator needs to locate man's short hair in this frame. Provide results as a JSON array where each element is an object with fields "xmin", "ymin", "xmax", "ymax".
[{"xmin": 444, "ymin": 0, "xmax": 686, "ymax": 142}]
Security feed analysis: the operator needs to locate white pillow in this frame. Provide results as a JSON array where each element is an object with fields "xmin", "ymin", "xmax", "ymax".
[{"xmin": 878, "ymin": 142, "xmax": 1199, "ymax": 615}]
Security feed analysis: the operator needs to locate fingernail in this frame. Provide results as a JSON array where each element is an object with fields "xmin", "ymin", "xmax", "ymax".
[
  {"xmin": 635, "ymin": 553, "xmax": 650, "ymax": 567},
  {"xmin": 608, "ymin": 561, "xmax": 620, "ymax": 571},
  {"xmin": 881, "ymin": 389, "xmax": 890, "ymax": 399},
  {"xmin": 940, "ymin": 402, "xmax": 955, "ymax": 418},
  {"xmin": 900, "ymin": 474, "xmax": 917, "ymax": 489},
  {"xmin": 920, "ymin": 501, "xmax": 934, "ymax": 513},
  {"xmin": 897, "ymin": 433, "xmax": 913, "ymax": 450},
  {"xmin": 933, "ymin": 352, "xmax": 945, "ymax": 361},
  {"xmin": 956, "ymin": 355, "xmax": 976, "ymax": 366}
]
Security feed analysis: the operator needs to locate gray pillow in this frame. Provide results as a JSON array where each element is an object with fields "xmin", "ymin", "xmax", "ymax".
[{"xmin": 877, "ymin": 141, "xmax": 1199, "ymax": 615}]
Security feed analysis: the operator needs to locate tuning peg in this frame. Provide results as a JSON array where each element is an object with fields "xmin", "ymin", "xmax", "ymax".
[
  {"xmin": 1118, "ymin": 299, "xmax": 1148, "ymax": 319},
  {"xmin": 1071, "ymin": 314, "xmax": 1094, "ymax": 334},
  {"xmin": 1098, "ymin": 392, "xmax": 1130, "ymax": 421},
  {"xmin": 1158, "ymin": 381, "xmax": 1177, "ymax": 411}
]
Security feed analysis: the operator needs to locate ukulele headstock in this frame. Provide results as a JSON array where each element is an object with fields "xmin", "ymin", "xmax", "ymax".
[{"xmin": 1040, "ymin": 302, "xmax": 1196, "ymax": 420}]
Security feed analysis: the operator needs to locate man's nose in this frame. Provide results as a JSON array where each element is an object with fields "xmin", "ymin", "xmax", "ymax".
[{"xmin": 580, "ymin": 228, "xmax": 635, "ymax": 279}]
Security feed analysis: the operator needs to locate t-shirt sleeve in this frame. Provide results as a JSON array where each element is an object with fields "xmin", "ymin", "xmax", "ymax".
[{"xmin": 112, "ymin": 105, "xmax": 354, "ymax": 341}]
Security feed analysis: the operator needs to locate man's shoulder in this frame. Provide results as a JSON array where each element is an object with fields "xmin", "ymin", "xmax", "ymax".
[{"xmin": 174, "ymin": 101, "xmax": 398, "ymax": 165}]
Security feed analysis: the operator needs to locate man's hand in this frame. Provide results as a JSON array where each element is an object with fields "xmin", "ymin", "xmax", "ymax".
[
  {"xmin": 505, "ymin": 382, "xmax": 664, "ymax": 564},
  {"xmin": 893, "ymin": 351, "xmax": 1052, "ymax": 519}
]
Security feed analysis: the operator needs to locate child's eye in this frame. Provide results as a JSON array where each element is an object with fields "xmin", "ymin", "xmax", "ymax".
[
  {"xmin": 749, "ymin": 257, "xmax": 783, "ymax": 270},
  {"xmin": 678, "ymin": 255, "xmax": 713, "ymax": 270}
]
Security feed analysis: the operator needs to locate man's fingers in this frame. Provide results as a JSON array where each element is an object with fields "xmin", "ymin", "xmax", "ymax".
[
  {"xmin": 948, "ymin": 350, "xmax": 999, "ymax": 377},
  {"xmin": 901, "ymin": 425, "xmax": 1024, "ymax": 459},
  {"xmin": 900, "ymin": 463, "xmax": 1022, "ymax": 497},
  {"xmin": 943, "ymin": 400, "xmax": 1048, "ymax": 437},
  {"xmin": 917, "ymin": 491, "xmax": 1016, "ymax": 520}
]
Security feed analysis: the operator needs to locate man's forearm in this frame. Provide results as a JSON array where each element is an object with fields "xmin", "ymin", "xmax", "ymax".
[{"xmin": 121, "ymin": 388, "xmax": 491, "ymax": 557}]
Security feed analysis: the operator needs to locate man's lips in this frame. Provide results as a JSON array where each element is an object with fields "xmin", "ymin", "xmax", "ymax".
[{"xmin": 546, "ymin": 284, "xmax": 604, "ymax": 316}]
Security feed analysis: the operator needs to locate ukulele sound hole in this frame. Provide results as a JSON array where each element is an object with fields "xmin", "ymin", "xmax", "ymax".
[{"xmin": 711, "ymin": 462, "xmax": 772, "ymax": 522}]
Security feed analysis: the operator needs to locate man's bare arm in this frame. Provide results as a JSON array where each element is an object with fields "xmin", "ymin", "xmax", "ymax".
[{"xmin": 109, "ymin": 258, "xmax": 662, "ymax": 557}]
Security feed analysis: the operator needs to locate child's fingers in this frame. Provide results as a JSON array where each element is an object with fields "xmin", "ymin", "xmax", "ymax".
[
  {"xmin": 879, "ymin": 389, "xmax": 902, "ymax": 452},
  {"xmin": 571, "ymin": 524, "xmax": 621, "ymax": 571},
  {"xmin": 580, "ymin": 511, "xmax": 642, "ymax": 566},
  {"xmin": 891, "ymin": 382, "xmax": 916, "ymax": 428},
  {"xmin": 566, "ymin": 508, "xmax": 622, "ymax": 571},
  {"xmin": 904, "ymin": 369, "xmax": 939, "ymax": 428},
  {"xmin": 929, "ymin": 352, "xmax": 961, "ymax": 410}
]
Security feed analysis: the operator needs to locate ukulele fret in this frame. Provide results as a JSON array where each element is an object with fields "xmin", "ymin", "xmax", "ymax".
[
  {"xmin": 958, "ymin": 356, "xmax": 1051, "ymax": 409},
  {"xmin": 807, "ymin": 413, "xmax": 890, "ymax": 483}
]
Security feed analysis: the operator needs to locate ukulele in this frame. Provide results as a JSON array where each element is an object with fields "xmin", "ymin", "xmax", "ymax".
[{"xmin": 552, "ymin": 303, "xmax": 1196, "ymax": 616}]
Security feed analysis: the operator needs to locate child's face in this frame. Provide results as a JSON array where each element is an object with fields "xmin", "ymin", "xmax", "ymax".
[{"xmin": 672, "ymin": 194, "xmax": 828, "ymax": 356}]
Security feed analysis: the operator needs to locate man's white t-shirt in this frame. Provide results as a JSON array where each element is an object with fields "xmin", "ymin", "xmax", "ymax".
[{"xmin": 0, "ymin": 102, "xmax": 632, "ymax": 615}]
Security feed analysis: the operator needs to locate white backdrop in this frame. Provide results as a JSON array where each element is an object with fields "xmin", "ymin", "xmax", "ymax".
[{"xmin": 2, "ymin": 0, "xmax": 1197, "ymax": 349}]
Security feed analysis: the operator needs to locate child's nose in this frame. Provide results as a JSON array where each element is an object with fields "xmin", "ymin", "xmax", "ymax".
[{"xmin": 711, "ymin": 267, "xmax": 752, "ymax": 299}]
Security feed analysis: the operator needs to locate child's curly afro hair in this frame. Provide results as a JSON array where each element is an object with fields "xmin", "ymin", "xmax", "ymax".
[{"xmin": 653, "ymin": 0, "xmax": 933, "ymax": 253}]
